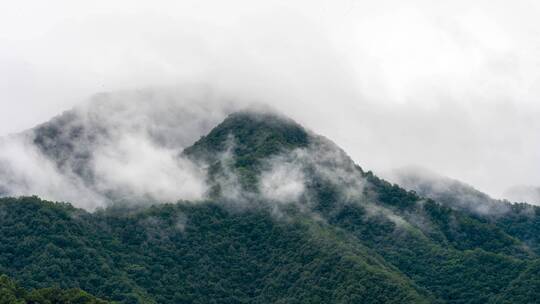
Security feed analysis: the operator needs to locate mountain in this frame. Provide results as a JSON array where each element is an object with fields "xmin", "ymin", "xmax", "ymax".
[
  {"xmin": 0, "ymin": 88, "xmax": 237, "ymax": 209},
  {"xmin": 386, "ymin": 166, "xmax": 540, "ymax": 254},
  {"xmin": 0, "ymin": 103, "xmax": 539, "ymax": 303},
  {"xmin": 385, "ymin": 166, "xmax": 511, "ymax": 215}
]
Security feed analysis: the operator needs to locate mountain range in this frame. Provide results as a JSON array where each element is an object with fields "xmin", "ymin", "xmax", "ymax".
[{"xmin": 0, "ymin": 96, "xmax": 539, "ymax": 303}]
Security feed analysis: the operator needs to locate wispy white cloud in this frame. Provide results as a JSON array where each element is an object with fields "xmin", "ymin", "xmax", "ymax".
[{"xmin": 0, "ymin": 0, "xmax": 539, "ymax": 199}]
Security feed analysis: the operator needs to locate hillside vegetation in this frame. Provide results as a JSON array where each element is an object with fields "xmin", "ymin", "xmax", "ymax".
[{"xmin": 0, "ymin": 111, "xmax": 539, "ymax": 303}]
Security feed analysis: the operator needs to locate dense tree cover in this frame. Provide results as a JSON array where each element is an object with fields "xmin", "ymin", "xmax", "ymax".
[
  {"xmin": 333, "ymin": 173, "xmax": 537, "ymax": 303},
  {"xmin": 2, "ymin": 111, "xmax": 540, "ymax": 303},
  {"xmin": 0, "ymin": 197, "xmax": 429, "ymax": 304},
  {"xmin": 494, "ymin": 259, "xmax": 540, "ymax": 304},
  {"xmin": 1, "ymin": 192, "xmax": 537, "ymax": 303},
  {"xmin": 0, "ymin": 273, "xmax": 109, "ymax": 303},
  {"xmin": 184, "ymin": 111, "xmax": 310, "ymax": 163},
  {"xmin": 492, "ymin": 203, "xmax": 540, "ymax": 254}
]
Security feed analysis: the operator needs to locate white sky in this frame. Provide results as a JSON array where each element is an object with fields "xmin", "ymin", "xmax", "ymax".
[{"xmin": 1, "ymin": 0, "xmax": 539, "ymax": 199}]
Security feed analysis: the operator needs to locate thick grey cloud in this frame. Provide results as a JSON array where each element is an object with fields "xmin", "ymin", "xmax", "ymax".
[{"xmin": 1, "ymin": 0, "xmax": 539, "ymax": 200}]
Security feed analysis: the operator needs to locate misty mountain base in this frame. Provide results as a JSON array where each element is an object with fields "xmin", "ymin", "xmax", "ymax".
[{"xmin": 0, "ymin": 111, "xmax": 539, "ymax": 303}]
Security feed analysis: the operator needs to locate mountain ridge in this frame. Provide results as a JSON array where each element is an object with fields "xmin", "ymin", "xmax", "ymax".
[{"xmin": 0, "ymin": 103, "xmax": 539, "ymax": 303}]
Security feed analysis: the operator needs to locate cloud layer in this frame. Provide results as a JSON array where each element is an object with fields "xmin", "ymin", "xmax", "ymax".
[
  {"xmin": 0, "ymin": 88, "xmax": 245, "ymax": 210},
  {"xmin": 1, "ymin": 0, "xmax": 539, "ymax": 199}
]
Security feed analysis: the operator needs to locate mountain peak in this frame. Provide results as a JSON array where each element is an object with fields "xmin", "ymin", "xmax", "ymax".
[
  {"xmin": 184, "ymin": 110, "xmax": 310, "ymax": 162},
  {"xmin": 182, "ymin": 110, "xmax": 311, "ymax": 195}
]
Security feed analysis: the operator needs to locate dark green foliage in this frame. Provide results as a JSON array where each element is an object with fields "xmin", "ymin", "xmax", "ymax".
[
  {"xmin": 0, "ymin": 274, "xmax": 25, "ymax": 304},
  {"xmin": 1, "ymin": 193, "xmax": 538, "ymax": 304},
  {"xmin": 493, "ymin": 259, "xmax": 540, "ymax": 304},
  {"xmin": 185, "ymin": 111, "xmax": 309, "ymax": 161},
  {"xmin": 325, "ymin": 201, "xmax": 530, "ymax": 304},
  {"xmin": 0, "ymin": 274, "xmax": 109, "ymax": 304},
  {"xmin": 0, "ymin": 197, "xmax": 429, "ymax": 304},
  {"xmin": 492, "ymin": 204, "xmax": 540, "ymax": 254},
  {"xmin": 364, "ymin": 172, "xmax": 419, "ymax": 210}
]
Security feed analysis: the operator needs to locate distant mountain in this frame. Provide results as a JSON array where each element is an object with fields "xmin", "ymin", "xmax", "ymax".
[
  {"xmin": 0, "ymin": 90, "xmax": 253, "ymax": 214},
  {"xmin": 0, "ymin": 100, "xmax": 539, "ymax": 303},
  {"xmin": 384, "ymin": 166, "xmax": 511, "ymax": 215},
  {"xmin": 386, "ymin": 166, "xmax": 540, "ymax": 253}
]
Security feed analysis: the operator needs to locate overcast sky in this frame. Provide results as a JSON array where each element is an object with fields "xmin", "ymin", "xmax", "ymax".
[{"xmin": 1, "ymin": 0, "xmax": 539, "ymax": 199}]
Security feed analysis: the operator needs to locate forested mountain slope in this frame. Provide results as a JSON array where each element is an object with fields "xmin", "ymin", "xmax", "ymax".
[
  {"xmin": 0, "ymin": 110, "xmax": 539, "ymax": 303},
  {"xmin": 0, "ymin": 196, "xmax": 430, "ymax": 304},
  {"xmin": 388, "ymin": 167, "xmax": 540, "ymax": 254}
]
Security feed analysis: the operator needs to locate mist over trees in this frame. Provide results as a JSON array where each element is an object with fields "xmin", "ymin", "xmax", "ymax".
[{"xmin": 0, "ymin": 111, "xmax": 539, "ymax": 303}]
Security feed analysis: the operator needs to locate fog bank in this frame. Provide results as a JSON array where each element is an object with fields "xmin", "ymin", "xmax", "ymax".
[{"xmin": 1, "ymin": 0, "xmax": 539, "ymax": 199}]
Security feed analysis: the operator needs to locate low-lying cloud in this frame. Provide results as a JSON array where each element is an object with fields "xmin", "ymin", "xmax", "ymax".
[
  {"xmin": 0, "ymin": 135, "xmax": 106, "ymax": 210},
  {"xmin": 93, "ymin": 133, "xmax": 207, "ymax": 203},
  {"xmin": 383, "ymin": 166, "xmax": 518, "ymax": 212},
  {"xmin": 259, "ymin": 160, "xmax": 305, "ymax": 204},
  {"xmin": 1, "ymin": 0, "xmax": 540, "ymax": 201},
  {"xmin": 254, "ymin": 134, "xmax": 369, "ymax": 214},
  {"xmin": 0, "ymin": 88, "xmax": 248, "ymax": 210}
]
